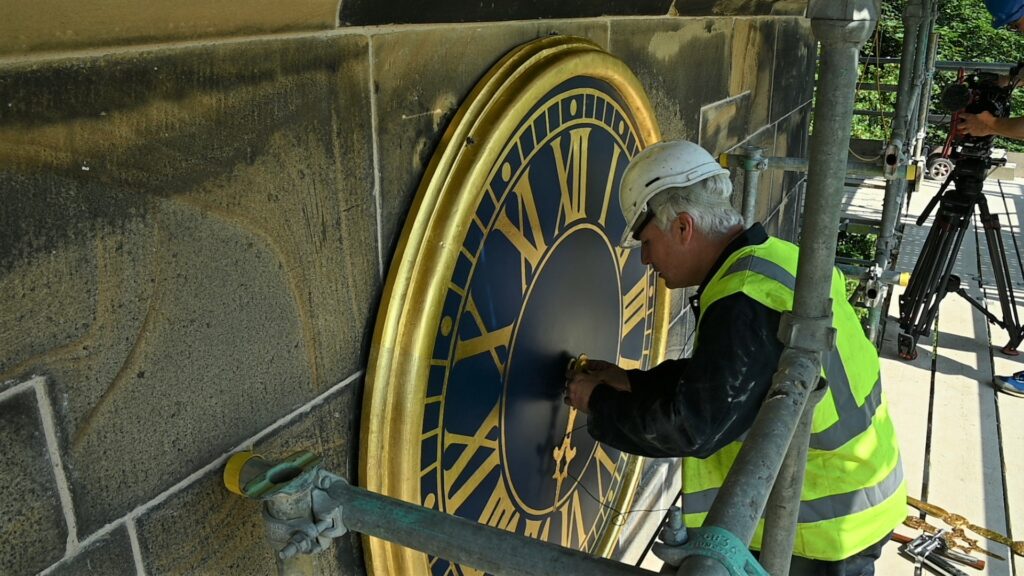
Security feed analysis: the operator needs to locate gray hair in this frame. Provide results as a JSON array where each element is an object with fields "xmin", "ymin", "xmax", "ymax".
[{"xmin": 648, "ymin": 173, "xmax": 743, "ymax": 238}]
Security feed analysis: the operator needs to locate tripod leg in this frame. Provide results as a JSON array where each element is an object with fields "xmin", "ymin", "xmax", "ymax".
[
  {"xmin": 898, "ymin": 212, "xmax": 972, "ymax": 359},
  {"xmin": 978, "ymin": 198, "xmax": 1024, "ymax": 354}
]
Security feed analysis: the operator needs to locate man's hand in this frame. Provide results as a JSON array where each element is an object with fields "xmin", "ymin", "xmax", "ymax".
[
  {"xmin": 564, "ymin": 358, "xmax": 629, "ymax": 414},
  {"xmin": 958, "ymin": 111, "xmax": 998, "ymax": 137},
  {"xmin": 565, "ymin": 371, "xmax": 600, "ymax": 414},
  {"xmin": 578, "ymin": 358, "xmax": 630, "ymax": 392}
]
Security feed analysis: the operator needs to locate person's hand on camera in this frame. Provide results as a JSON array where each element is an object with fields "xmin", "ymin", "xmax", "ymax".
[{"xmin": 958, "ymin": 111, "xmax": 998, "ymax": 137}]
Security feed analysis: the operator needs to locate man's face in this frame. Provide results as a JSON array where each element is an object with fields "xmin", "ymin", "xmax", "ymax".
[{"xmin": 636, "ymin": 214, "xmax": 697, "ymax": 289}]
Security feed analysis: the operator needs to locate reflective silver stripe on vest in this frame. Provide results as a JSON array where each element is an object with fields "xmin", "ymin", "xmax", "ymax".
[
  {"xmin": 720, "ymin": 254, "xmax": 883, "ymax": 450},
  {"xmin": 722, "ymin": 255, "xmax": 795, "ymax": 291},
  {"xmin": 684, "ymin": 458, "xmax": 904, "ymax": 521},
  {"xmin": 810, "ymin": 371, "xmax": 882, "ymax": 450},
  {"xmin": 797, "ymin": 457, "xmax": 904, "ymax": 523}
]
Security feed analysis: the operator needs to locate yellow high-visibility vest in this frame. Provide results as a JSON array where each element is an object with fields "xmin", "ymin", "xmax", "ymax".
[{"xmin": 683, "ymin": 236, "xmax": 906, "ymax": 561}]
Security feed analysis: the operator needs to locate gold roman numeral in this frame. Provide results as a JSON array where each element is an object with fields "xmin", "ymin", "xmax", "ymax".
[
  {"xmin": 525, "ymin": 517, "xmax": 552, "ymax": 541},
  {"xmin": 614, "ymin": 246, "xmax": 631, "ymax": 273},
  {"xmin": 454, "ymin": 294, "xmax": 513, "ymax": 372},
  {"xmin": 442, "ymin": 402, "xmax": 501, "ymax": 514},
  {"xmin": 478, "ymin": 476, "xmax": 520, "ymax": 532},
  {"xmin": 494, "ymin": 171, "xmax": 548, "ymax": 292},
  {"xmin": 618, "ymin": 355, "xmax": 643, "ymax": 370},
  {"xmin": 598, "ymin": 145, "xmax": 622, "ymax": 226},
  {"xmin": 552, "ymin": 127, "xmax": 592, "ymax": 231},
  {"xmin": 621, "ymin": 275, "xmax": 647, "ymax": 339},
  {"xmin": 592, "ymin": 444, "xmax": 621, "ymax": 501},
  {"xmin": 558, "ymin": 491, "xmax": 590, "ymax": 550}
]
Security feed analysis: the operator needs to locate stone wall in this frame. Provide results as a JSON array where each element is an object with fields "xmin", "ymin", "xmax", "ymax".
[{"xmin": 0, "ymin": 5, "xmax": 815, "ymax": 574}]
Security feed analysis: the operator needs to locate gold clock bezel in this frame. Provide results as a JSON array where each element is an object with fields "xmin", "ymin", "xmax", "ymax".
[{"xmin": 360, "ymin": 35, "xmax": 669, "ymax": 575}]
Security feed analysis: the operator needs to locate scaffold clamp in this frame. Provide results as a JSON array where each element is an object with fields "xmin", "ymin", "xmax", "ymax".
[{"xmin": 653, "ymin": 526, "xmax": 768, "ymax": 576}]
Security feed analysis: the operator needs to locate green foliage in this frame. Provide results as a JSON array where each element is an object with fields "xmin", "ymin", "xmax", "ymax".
[
  {"xmin": 836, "ymin": 230, "xmax": 877, "ymax": 260},
  {"xmin": 855, "ymin": 0, "xmax": 1024, "ymax": 152},
  {"xmin": 835, "ymin": 231, "xmax": 877, "ymax": 320}
]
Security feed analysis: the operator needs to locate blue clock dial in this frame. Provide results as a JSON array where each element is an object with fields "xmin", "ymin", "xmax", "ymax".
[
  {"xmin": 362, "ymin": 37, "xmax": 666, "ymax": 576},
  {"xmin": 419, "ymin": 80, "xmax": 657, "ymax": 574}
]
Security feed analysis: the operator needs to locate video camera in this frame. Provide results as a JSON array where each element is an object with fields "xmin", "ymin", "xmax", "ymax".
[
  {"xmin": 898, "ymin": 61, "xmax": 1024, "ymax": 362},
  {"xmin": 939, "ymin": 66, "xmax": 1020, "ymax": 158}
]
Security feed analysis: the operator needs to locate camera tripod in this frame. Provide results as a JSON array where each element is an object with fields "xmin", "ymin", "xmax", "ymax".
[{"xmin": 897, "ymin": 154, "xmax": 1024, "ymax": 360}]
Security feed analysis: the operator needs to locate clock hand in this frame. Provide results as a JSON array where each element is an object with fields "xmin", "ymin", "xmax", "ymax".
[
  {"xmin": 908, "ymin": 497, "xmax": 1022, "ymax": 557},
  {"xmin": 904, "ymin": 515, "xmax": 1006, "ymax": 560},
  {"xmin": 552, "ymin": 407, "xmax": 578, "ymax": 501}
]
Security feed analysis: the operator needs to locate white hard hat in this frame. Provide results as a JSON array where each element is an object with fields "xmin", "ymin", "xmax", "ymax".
[{"xmin": 618, "ymin": 140, "xmax": 729, "ymax": 248}]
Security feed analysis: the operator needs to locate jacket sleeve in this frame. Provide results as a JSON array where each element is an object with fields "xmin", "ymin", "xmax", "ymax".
[
  {"xmin": 587, "ymin": 293, "xmax": 784, "ymax": 458},
  {"xmin": 625, "ymin": 359, "xmax": 687, "ymax": 400}
]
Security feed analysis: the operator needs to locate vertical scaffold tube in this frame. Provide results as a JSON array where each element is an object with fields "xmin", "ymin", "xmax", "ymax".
[{"xmin": 870, "ymin": 0, "xmax": 925, "ymax": 339}]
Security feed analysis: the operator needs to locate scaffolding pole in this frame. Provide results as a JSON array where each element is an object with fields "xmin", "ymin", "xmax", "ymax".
[
  {"xmin": 913, "ymin": 1, "xmax": 941, "ymax": 161},
  {"xmin": 868, "ymin": 0, "xmax": 934, "ymax": 340}
]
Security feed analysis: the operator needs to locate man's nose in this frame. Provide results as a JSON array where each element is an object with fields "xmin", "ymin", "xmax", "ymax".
[{"xmin": 640, "ymin": 245, "xmax": 650, "ymax": 266}]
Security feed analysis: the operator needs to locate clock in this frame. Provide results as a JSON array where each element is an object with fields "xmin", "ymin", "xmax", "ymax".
[{"xmin": 361, "ymin": 36, "xmax": 669, "ymax": 575}]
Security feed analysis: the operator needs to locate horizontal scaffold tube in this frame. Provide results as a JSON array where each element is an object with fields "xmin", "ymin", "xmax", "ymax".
[
  {"xmin": 325, "ymin": 479, "xmax": 654, "ymax": 576},
  {"xmin": 719, "ymin": 153, "xmax": 916, "ymax": 181}
]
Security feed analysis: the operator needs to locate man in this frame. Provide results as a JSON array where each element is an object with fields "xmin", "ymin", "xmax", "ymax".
[
  {"xmin": 959, "ymin": 0, "xmax": 1024, "ymax": 137},
  {"xmin": 967, "ymin": 0, "xmax": 1024, "ymax": 395},
  {"xmin": 565, "ymin": 140, "xmax": 906, "ymax": 575}
]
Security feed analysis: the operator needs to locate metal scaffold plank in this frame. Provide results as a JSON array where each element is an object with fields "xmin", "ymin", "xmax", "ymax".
[
  {"xmin": 981, "ymin": 179, "xmax": 1024, "ymax": 576},
  {"xmin": 929, "ymin": 224, "xmax": 1013, "ymax": 574}
]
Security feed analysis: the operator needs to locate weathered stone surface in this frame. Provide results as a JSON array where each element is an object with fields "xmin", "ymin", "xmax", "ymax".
[
  {"xmin": 341, "ymin": 1, "xmax": 672, "ymax": 25},
  {"xmin": 136, "ymin": 380, "xmax": 363, "ymax": 576},
  {"xmin": 0, "ymin": 387, "xmax": 68, "ymax": 575},
  {"xmin": 610, "ymin": 18, "xmax": 732, "ymax": 143},
  {"xmin": 777, "ymin": 179, "xmax": 805, "ymax": 241},
  {"xmin": 614, "ymin": 456, "xmax": 679, "ymax": 563},
  {"xmin": 48, "ymin": 526, "xmax": 135, "ymax": 576},
  {"xmin": 774, "ymin": 103, "xmax": 810, "ymax": 229},
  {"xmin": 772, "ymin": 109, "xmax": 810, "ymax": 243},
  {"xmin": 0, "ymin": 33, "xmax": 379, "ymax": 536},
  {"xmin": 1, "ymin": 0, "xmax": 337, "ymax": 56},
  {"xmin": 675, "ymin": 0, "xmax": 809, "ymax": 17},
  {"xmin": 771, "ymin": 18, "xmax": 815, "ymax": 124},
  {"xmin": 371, "ymin": 21, "xmax": 608, "ymax": 267},
  {"xmin": 700, "ymin": 91, "xmax": 753, "ymax": 155},
  {"xmin": 682, "ymin": 18, "xmax": 778, "ymax": 150},
  {"xmin": 666, "ymin": 288, "xmax": 694, "ymax": 358},
  {"xmin": 730, "ymin": 19, "xmax": 776, "ymax": 134}
]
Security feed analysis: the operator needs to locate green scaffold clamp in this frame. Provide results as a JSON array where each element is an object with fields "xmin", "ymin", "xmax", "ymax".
[{"xmin": 674, "ymin": 526, "xmax": 769, "ymax": 576}]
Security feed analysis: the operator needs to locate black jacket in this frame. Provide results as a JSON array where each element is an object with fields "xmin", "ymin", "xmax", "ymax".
[{"xmin": 587, "ymin": 224, "xmax": 786, "ymax": 458}]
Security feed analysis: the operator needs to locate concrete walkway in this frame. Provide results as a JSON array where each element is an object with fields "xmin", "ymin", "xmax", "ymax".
[{"xmin": 844, "ymin": 174, "xmax": 1024, "ymax": 575}]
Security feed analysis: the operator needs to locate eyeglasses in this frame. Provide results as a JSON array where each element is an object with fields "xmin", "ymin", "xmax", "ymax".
[{"xmin": 630, "ymin": 204, "xmax": 655, "ymax": 241}]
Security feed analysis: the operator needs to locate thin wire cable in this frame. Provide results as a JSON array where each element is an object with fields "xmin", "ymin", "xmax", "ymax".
[
  {"xmin": 564, "ymin": 466, "xmax": 675, "ymax": 527},
  {"xmin": 560, "ymin": 423, "xmax": 675, "ymax": 526}
]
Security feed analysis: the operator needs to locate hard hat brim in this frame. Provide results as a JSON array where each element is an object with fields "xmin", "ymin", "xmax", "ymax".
[{"xmin": 617, "ymin": 164, "xmax": 729, "ymax": 249}]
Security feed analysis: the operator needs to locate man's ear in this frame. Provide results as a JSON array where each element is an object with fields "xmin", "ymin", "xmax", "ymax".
[{"xmin": 676, "ymin": 213, "xmax": 694, "ymax": 244}]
